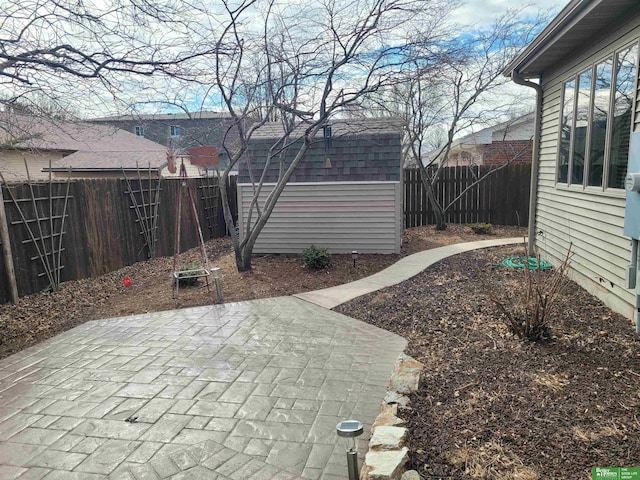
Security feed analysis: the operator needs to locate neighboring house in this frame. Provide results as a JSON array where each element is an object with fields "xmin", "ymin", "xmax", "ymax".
[
  {"xmin": 90, "ymin": 111, "xmax": 238, "ymax": 173},
  {"xmin": 504, "ymin": 0, "xmax": 640, "ymax": 324},
  {"xmin": 422, "ymin": 113, "xmax": 535, "ymax": 167},
  {"xmin": 237, "ymin": 118, "xmax": 403, "ymax": 254},
  {"xmin": 0, "ymin": 114, "xmax": 169, "ymax": 180}
]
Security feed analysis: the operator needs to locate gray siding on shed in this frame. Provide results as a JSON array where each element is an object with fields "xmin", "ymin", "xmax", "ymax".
[
  {"xmin": 535, "ymin": 15, "xmax": 640, "ymax": 320},
  {"xmin": 238, "ymin": 182, "xmax": 402, "ymax": 254}
]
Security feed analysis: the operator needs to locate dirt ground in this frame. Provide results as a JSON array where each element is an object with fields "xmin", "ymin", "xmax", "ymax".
[{"xmin": 336, "ymin": 245, "xmax": 640, "ymax": 479}]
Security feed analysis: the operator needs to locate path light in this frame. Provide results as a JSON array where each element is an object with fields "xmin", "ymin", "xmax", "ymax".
[
  {"xmin": 211, "ymin": 267, "xmax": 223, "ymax": 302},
  {"xmin": 336, "ymin": 420, "xmax": 363, "ymax": 480},
  {"xmin": 351, "ymin": 250, "xmax": 358, "ymax": 268}
]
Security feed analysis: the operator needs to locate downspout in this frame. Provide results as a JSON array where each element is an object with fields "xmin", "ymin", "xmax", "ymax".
[{"xmin": 511, "ymin": 71, "xmax": 542, "ymax": 257}]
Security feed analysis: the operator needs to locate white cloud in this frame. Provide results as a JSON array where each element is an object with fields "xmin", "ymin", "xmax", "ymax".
[{"xmin": 451, "ymin": 0, "xmax": 564, "ymax": 27}]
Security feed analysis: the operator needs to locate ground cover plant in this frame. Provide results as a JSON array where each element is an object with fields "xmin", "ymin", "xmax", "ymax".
[
  {"xmin": 336, "ymin": 245, "xmax": 640, "ymax": 479},
  {"xmin": 302, "ymin": 245, "xmax": 331, "ymax": 270}
]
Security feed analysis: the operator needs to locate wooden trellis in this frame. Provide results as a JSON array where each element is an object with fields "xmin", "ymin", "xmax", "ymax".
[
  {"xmin": 198, "ymin": 175, "xmax": 220, "ymax": 238},
  {"xmin": 123, "ymin": 165, "xmax": 162, "ymax": 259},
  {"xmin": 173, "ymin": 162, "xmax": 211, "ymax": 299},
  {"xmin": 0, "ymin": 162, "xmax": 72, "ymax": 293}
]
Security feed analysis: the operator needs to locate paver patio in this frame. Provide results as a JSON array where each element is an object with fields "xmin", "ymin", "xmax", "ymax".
[{"xmin": 0, "ymin": 296, "xmax": 406, "ymax": 479}]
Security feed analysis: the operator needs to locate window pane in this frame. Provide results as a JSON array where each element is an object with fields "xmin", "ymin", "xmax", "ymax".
[
  {"xmin": 589, "ymin": 58, "xmax": 612, "ymax": 186},
  {"xmin": 558, "ymin": 80, "xmax": 575, "ymax": 183},
  {"xmin": 572, "ymin": 69, "xmax": 591, "ymax": 184},
  {"xmin": 608, "ymin": 45, "xmax": 638, "ymax": 189}
]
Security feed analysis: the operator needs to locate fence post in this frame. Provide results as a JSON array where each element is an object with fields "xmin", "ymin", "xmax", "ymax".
[{"xmin": 0, "ymin": 185, "xmax": 19, "ymax": 303}]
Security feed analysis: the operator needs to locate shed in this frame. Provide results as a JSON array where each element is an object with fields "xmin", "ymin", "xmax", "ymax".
[
  {"xmin": 504, "ymin": 0, "xmax": 640, "ymax": 324},
  {"xmin": 237, "ymin": 118, "xmax": 403, "ymax": 254}
]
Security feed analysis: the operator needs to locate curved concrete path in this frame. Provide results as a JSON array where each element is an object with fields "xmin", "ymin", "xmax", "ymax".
[{"xmin": 295, "ymin": 237, "xmax": 524, "ymax": 309}]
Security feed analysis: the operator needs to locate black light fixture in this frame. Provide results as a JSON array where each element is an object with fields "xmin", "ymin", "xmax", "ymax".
[
  {"xmin": 351, "ymin": 250, "xmax": 358, "ymax": 268},
  {"xmin": 336, "ymin": 420, "xmax": 363, "ymax": 480}
]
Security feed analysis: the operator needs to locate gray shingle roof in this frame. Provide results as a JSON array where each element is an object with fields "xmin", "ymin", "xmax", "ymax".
[
  {"xmin": 250, "ymin": 117, "xmax": 404, "ymax": 139},
  {"xmin": 241, "ymin": 118, "xmax": 403, "ymax": 183}
]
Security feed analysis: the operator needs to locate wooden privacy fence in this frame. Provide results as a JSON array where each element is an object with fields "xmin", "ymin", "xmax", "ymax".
[
  {"xmin": 404, "ymin": 164, "xmax": 531, "ymax": 228},
  {"xmin": 0, "ymin": 175, "xmax": 237, "ymax": 304}
]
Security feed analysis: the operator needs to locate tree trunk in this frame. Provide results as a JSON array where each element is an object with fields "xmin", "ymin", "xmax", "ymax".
[
  {"xmin": 235, "ymin": 250, "xmax": 252, "ymax": 272},
  {"xmin": 418, "ymin": 167, "xmax": 447, "ymax": 230},
  {"xmin": 428, "ymin": 186, "xmax": 446, "ymax": 230}
]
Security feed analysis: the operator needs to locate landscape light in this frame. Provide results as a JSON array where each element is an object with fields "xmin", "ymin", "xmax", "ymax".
[
  {"xmin": 336, "ymin": 420, "xmax": 363, "ymax": 480},
  {"xmin": 211, "ymin": 267, "xmax": 223, "ymax": 302},
  {"xmin": 351, "ymin": 250, "xmax": 358, "ymax": 268}
]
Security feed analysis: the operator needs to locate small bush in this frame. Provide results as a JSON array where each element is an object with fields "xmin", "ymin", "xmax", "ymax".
[
  {"xmin": 302, "ymin": 245, "xmax": 331, "ymax": 270},
  {"xmin": 471, "ymin": 223, "xmax": 493, "ymax": 234},
  {"xmin": 485, "ymin": 245, "xmax": 572, "ymax": 342},
  {"xmin": 175, "ymin": 263, "xmax": 201, "ymax": 287}
]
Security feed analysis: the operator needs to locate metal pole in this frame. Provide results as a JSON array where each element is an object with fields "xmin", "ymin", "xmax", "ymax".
[
  {"xmin": 346, "ymin": 448, "xmax": 359, "ymax": 480},
  {"xmin": 214, "ymin": 277, "xmax": 223, "ymax": 302}
]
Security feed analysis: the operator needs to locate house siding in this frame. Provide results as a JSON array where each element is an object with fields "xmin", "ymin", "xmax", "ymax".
[
  {"xmin": 0, "ymin": 151, "xmax": 62, "ymax": 182},
  {"xmin": 535, "ymin": 18, "xmax": 640, "ymax": 320},
  {"xmin": 238, "ymin": 182, "xmax": 402, "ymax": 254}
]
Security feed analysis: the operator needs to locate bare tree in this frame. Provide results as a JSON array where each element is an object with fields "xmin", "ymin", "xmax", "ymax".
[
  {"xmin": 183, "ymin": 0, "xmax": 451, "ymax": 271},
  {"xmin": 356, "ymin": 8, "xmax": 546, "ymax": 229},
  {"xmin": 0, "ymin": 0, "xmax": 215, "ymax": 118}
]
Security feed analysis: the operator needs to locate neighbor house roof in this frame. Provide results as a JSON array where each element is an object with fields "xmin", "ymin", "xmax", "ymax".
[
  {"xmin": 0, "ymin": 113, "xmax": 168, "ymax": 171},
  {"xmin": 250, "ymin": 117, "xmax": 404, "ymax": 140},
  {"xmin": 91, "ymin": 111, "xmax": 231, "ymax": 121},
  {"xmin": 504, "ymin": 0, "xmax": 640, "ymax": 78},
  {"xmin": 422, "ymin": 112, "xmax": 535, "ymax": 164},
  {"xmin": 449, "ymin": 112, "xmax": 535, "ymax": 148}
]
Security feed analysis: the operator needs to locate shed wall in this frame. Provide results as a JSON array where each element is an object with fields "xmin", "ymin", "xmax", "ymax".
[
  {"xmin": 536, "ymin": 16, "xmax": 640, "ymax": 320},
  {"xmin": 238, "ymin": 182, "xmax": 401, "ymax": 254}
]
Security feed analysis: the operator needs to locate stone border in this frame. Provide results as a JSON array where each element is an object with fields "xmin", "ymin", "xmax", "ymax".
[{"xmin": 360, "ymin": 354, "xmax": 423, "ymax": 480}]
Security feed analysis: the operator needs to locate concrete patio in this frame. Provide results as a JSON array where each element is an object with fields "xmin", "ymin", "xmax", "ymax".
[
  {"xmin": 0, "ymin": 296, "xmax": 406, "ymax": 480},
  {"xmin": 0, "ymin": 238, "xmax": 524, "ymax": 479}
]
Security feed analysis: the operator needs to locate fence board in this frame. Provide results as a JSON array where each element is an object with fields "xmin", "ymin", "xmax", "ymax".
[
  {"xmin": 403, "ymin": 164, "xmax": 531, "ymax": 229},
  {"xmin": 0, "ymin": 176, "xmax": 237, "ymax": 303}
]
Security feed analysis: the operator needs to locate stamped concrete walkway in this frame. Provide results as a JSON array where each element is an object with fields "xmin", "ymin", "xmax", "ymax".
[
  {"xmin": 0, "ymin": 297, "xmax": 405, "ymax": 479},
  {"xmin": 295, "ymin": 237, "xmax": 523, "ymax": 309},
  {"xmin": 0, "ymin": 237, "xmax": 521, "ymax": 480}
]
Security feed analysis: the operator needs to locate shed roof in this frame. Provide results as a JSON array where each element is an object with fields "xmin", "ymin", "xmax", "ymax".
[
  {"xmin": 250, "ymin": 117, "xmax": 403, "ymax": 140},
  {"xmin": 504, "ymin": 0, "xmax": 640, "ymax": 78}
]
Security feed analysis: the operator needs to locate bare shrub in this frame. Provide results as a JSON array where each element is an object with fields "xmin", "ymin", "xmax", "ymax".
[{"xmin": 485, "ymin": 244, "xmax": 572, "ymax": 342}]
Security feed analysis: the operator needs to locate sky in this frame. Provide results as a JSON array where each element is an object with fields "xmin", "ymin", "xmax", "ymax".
[{"xmin": 451, "ymin": 0, "xmax": 564, "ymax": 26}]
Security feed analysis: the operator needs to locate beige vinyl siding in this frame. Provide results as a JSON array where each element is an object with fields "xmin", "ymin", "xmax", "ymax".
[
  {"xmin": 0, "ymin": 151, "xmax": 62, "ymax": 182},
  {"xmin": 238, "ymin": 182, "xmax": 401, "ymax": 254},
  {"xmin": 535, "ymin": 20, "xmax": 640, "ymax": 320}
]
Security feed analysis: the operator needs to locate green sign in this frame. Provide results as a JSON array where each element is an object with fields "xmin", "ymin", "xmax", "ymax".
[{"xmin": 593, "ymin": 468, "xmax": 640, "ymax": 479}]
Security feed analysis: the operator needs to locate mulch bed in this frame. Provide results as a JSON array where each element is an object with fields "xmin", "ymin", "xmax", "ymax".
[{"xmin": 335, "ymin": 245, "xmax": 640, "ymax": 479}]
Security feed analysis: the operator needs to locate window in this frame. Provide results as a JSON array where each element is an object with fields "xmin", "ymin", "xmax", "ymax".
[
  {"xmin": 557, "ymin": 42, "xmax": 638, "ymax": 189},
  {"xmin": 134, "ymin": 126, "xmax": 144, "ymax": 137},
  {"xmin": 170, "ymin": 125, "xmax": 181, "ymax": 137}
]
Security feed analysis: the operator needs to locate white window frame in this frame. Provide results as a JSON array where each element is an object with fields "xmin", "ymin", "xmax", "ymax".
[{"xmin": 556, "ymin": 39, "xmax": 640, "ymax": 192}]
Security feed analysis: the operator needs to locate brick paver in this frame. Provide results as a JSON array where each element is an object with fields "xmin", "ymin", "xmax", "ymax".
[{"xmin": 0, "ymin": 297, "xmax": 406, "ymax": 479}]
